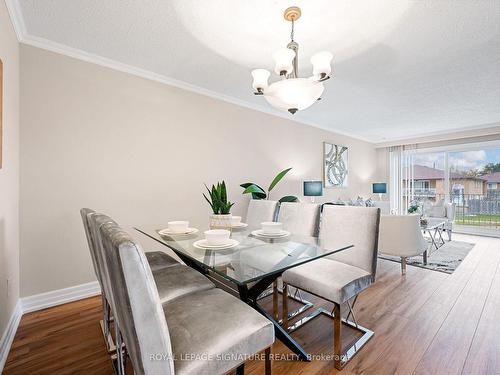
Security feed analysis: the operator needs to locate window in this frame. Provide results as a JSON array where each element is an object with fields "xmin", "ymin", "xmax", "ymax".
[
  {"xmin": 414, "ymin": 180, "xmax": 430, "ymax": 190},
  {"xmin": 391, "ymin": 142, "xmax": 500, "ymax": 232}
]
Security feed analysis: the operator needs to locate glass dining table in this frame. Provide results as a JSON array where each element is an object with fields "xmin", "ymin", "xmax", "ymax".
[{"xmin": 135, "ymin": 222, "xmax": 352, "ymax": 361}]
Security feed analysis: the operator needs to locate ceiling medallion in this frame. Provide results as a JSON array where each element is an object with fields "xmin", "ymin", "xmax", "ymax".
[{"xmin": 251, "ymin": 6, "xmax": 333, "ymax": 114}]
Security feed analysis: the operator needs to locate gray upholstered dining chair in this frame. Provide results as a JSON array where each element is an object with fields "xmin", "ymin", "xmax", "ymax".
[
  {"xmin": 81, "ymin": 208, "xmax": 185, "ymax": 352},
  {"xmin": 81, "ymin": 209, "xmax": 117, "ymax": 352},
  {"xmin": 82, "ymin": 209, "xmax": 215, "ymax": 356},
  {"xmin": 277, "ymin": 202, "xmax": 320, "ymax": 237},
  {"xmin": 245, "ymin": 199, "xmax": 279, "ymax": 227},
  {"xmin": 99, "ymin": 221, "xmax": 274, "ymax": 375},
  {"xmin": 281, "ymin": 205, "xmax": 380, "ymax": 370}
]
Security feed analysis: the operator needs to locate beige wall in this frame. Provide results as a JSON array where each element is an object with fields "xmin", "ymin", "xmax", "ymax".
[
  {"xmin": 0, "ymin": 1, "xmax": 20, "ymax": 340},
  {"xmin": 19, "ymin": 45, "xmax": 379, "ymax": 296}
]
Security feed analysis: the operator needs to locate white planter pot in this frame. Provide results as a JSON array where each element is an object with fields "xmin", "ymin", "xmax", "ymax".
[{"xmin": 209, "ymin": 214, "xmax": 233, "ymax": 230}]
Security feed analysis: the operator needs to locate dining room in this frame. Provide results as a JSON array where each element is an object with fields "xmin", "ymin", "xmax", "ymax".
[{"xmin": 2, "ymin": 1, "xmax": 500, "ymax": 375}]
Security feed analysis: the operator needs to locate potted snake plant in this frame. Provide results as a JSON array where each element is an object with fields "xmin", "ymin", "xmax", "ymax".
[{"xmin": 203, "ymin": 181, "xmax": 235, "ymax": 229}]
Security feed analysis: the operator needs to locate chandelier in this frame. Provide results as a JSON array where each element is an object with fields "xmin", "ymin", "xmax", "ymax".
[{"xmin": 251, "ymin": 6, "xmax": 333, "ymax": 114}]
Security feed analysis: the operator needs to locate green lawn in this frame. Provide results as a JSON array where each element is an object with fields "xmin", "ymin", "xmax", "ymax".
[{"xmin": 455, "ymin": 214, "xmax": 500, "ymax": 227}]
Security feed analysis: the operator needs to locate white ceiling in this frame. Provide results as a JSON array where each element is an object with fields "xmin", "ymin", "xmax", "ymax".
[{"xmin": 9, "ymin": 0, "xmax": 500, "ymax": 143}]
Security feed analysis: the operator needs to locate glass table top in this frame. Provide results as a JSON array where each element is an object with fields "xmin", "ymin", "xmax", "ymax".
[{"xmin": 136, "ymin": 223, "xmax": 352, "ymax": 286}]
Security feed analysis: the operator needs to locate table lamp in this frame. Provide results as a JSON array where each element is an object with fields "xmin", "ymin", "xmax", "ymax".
[
  {"xmin": 303, "ymin": 181, "xmax": 323, "ymax": 203},
  {"xmin": 372, "ymin": 183, "xmax": 387, "ymax": 201}
]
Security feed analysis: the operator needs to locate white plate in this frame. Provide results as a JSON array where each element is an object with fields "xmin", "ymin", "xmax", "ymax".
[
  {"xmin": 251, "ymin": 229, "xmax": 291, "ymax": 238},
  {"xmin": 158, "ymin": 227, "xmax": 199, "ymax": 236},
  {"xmin": 193, "ymin": 239, "xmax": 239, "ymax": 250},
  {"xmin": 231, "ymin": 222, "xmax": 248, "ymax": 228}
]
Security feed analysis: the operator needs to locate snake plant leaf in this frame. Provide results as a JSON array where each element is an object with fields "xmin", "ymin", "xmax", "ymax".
[
  {"xmin": 278, "ymin": 195, "xmax": 299, "ymax": 203},
  {"xmin": 203, "ymin": 193, "xmax": 216, "ymax": 214},
  {"xmin": 268, "ymin": 167, "xmax": 292, "ymax": 192},
  {"xmin": 221, "ymin": 201, "xmax": 235, "ymax": 214},
  {"xmin": 204, "ymin": 184, "xmax": 215, "ymax": 204},
  {"xmin": 204, "ymin": 181, "xmax": 235, "ymax": 215},
  {"xmin": 221, "ymin": 181, "xmax": 227, "ymax": 203}
]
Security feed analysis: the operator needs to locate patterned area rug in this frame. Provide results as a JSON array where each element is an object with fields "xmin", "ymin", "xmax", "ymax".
[{"xmin": 379, "ymin": 240, "xmax": 475, "ymax": 274}]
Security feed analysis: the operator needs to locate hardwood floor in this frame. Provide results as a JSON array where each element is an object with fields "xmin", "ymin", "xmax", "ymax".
[{"xmin": 4, "ymin": 234, "xmax": 500, "ymax": 375}]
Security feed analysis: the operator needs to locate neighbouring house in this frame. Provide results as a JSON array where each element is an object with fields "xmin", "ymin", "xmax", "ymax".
[
  {"xmin": 403, "ymin": 165, "xmax": 487, "ymax": 199},
  {"xmin": 484, "ymin": 171, "xmax": 500, "ymax": 191}
]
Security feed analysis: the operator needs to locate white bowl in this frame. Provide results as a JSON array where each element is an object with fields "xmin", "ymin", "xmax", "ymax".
[
  {"xmin": 230, "ymin": 216, "xmax": 242, "ymax": 226},
  {"xmin": 261, "ymin": 222, "xmax": 283, "ymax": 235},
  {"xmin": 204, "ymin": 229, "xmax": 231, "ymax": 246},
  {"xmin": 168, "ymin": 221, "xmax": 189, "ymax": 233}
]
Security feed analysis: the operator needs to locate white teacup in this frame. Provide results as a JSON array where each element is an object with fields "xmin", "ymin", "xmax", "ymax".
[
  {"xmin": 230, "ymin": 216, "xmax": 242, "ymax": 226},
  {"xmin": 204, "ymin": 229, "xmax": 231, "ymax": 246},
  {"xmin": 167, "ymin": 221, "xmax": 189, "ymax": 233},
  {"xmin": 261, "ymin": 222, "xmax": 283, "ymax": 235}
]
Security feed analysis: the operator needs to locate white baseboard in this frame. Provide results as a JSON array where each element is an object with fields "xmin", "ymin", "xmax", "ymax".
[
  {"xmin": 0, "ymin": 301, "xmax": 23, "ymax": 372},
  {"xmin": 21, "ymin": 281, "xmax": 101, "ymax": 314}
]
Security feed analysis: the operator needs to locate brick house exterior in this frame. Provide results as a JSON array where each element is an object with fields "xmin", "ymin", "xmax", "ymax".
[{"xmin": 404, "ymin": 165, "xmax": 487, "ymax": 198}]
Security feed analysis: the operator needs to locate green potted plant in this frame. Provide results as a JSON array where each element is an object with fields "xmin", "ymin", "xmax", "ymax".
[
  {"xmin": 203, "ymin": 181, "xmax": 235, "ymax": 229},
  {"xmin": 240, "ymin": 167, "xmax": 298, "ymax": 202},
  {"xmin": 408, "ymin": 200, "xmax": 421, "ymax": 214}
]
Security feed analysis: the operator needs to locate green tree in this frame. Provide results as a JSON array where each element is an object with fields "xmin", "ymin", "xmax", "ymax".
[
  {"xmin": 480, "ymin": 163, "xmax": 500, "ymax": 175},
  {"xmin": 464, "ymin": 168, "xmax": 480, "ymax": 177}
]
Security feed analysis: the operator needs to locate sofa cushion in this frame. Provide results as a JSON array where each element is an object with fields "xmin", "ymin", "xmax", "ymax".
[{"xmin": 164, "ymin": 288, "xmax": 274, "ymax": 375}]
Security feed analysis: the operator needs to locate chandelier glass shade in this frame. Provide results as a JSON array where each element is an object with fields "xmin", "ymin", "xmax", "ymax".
[
  {"xmin": 264, "ymin": 78, "xmax": 325, "ymax": 113},
  {"xmin": 251, "ymin": 6, "xmax": 333, "ymax": 114}
]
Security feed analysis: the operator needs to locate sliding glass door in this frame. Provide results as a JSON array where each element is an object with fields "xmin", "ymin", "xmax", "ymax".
[
  {"xmin": 448, "ymin": 148, "xmax": 500, "ymax": 233},
  {"xmin": 390, "ymin": 142, "xmax": 500, "ymax": 235}
]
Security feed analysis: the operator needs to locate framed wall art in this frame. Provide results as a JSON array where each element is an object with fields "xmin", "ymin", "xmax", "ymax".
[{"xmin": 323, "ymin": 142, "xmax": 348, "ymax": 188}]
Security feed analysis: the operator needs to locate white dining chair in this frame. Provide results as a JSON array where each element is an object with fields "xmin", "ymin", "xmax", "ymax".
[
  {"xmin": 245, "ymin": 200, "xmax": 279, "ymax": 227},
  {"xmin": 378, "ymin": 214, "xmax": 429, "ymax": 275},
  {"xmin": 277, "ymin": 202, "xmax": 320, "ymax": 237},
  {"xmin": 281, "ymin": 205, "xmax": 380, "ymax": 370},
  {"xmin": 272, "ymin": 202, "xmax": 321, "ymax": 317}
]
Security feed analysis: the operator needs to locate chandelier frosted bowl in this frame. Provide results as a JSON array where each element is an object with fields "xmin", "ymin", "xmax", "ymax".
[{"xmin": 251, "ymin": 6, "xmax": 333, "ymax": 114}]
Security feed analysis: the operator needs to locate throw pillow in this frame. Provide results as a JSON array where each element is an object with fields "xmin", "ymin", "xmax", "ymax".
[
  {"xmin": 355, "ymin": 196, "xmax": 365, "ymax": 206},
  {"xmin": 335, "ymin": 198, "xmax": 346, "ymax": 205}
]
